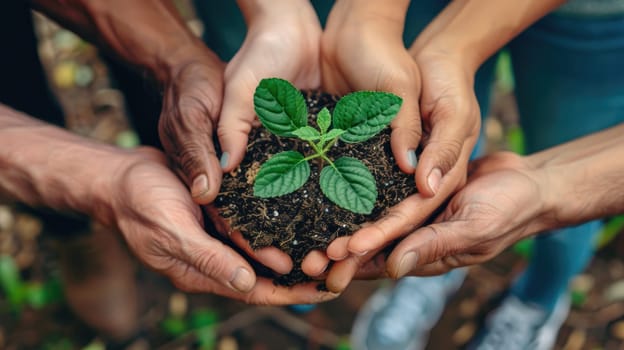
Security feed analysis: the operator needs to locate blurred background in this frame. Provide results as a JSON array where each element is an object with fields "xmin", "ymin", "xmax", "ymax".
[{"xmin": 1, "ymin": 1, "xmax": 624, "ymax": 349}]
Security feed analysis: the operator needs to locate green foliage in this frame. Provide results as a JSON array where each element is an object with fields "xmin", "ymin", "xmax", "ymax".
[
  {"xmin": 253, "ymin": 78, "xmax": 402, "ymax": 214},
  {"xmin": 506, "ymin": 125, "xmax": 526, "ymax": 155},
  {"xmin": 161, "ymin": 307, "xmax": 219, "ymax": 349},
  {"xmin": 0, "ymin": 255, "xmax": 62, "ymax": 314},
  {"xmin": 596, "ymin": 215, "xmax": 624, "ymax": 249}
]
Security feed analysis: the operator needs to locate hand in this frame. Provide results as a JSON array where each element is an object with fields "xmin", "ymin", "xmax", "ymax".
[
  {"xmin": 384, "ymin": 151, "xmax": 548, "ymax": 277},
  {"xmin": 321, "ymin": 0, "xmax": 422, "ymax": 174},
  {"xmin": 107, "ymin": 147, "xmax": 337, "ymax": 304},
  {"xmin": 328, "ymin": 152, "xmax": 548, "ymax": 286},
  {"xmin": 158, "ymin": 47, "xmax": 226, "ymax": 204},
  {"xmin": 217, "ymin": 0, "xmax": 322, "ymax": 172},
  {"xmin": 320, "ymin": 24, "xmax": 481, "ymax": 291}
]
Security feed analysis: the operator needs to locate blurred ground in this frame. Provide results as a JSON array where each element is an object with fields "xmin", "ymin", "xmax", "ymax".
[{"xmin": 1, "ymin": 4, "xmax": 624, "ymax": 350}]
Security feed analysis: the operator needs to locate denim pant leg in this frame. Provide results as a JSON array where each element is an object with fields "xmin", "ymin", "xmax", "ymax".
[{"xmin": 508, "ymin": 13, "xmax": 624, "ymax": 311}]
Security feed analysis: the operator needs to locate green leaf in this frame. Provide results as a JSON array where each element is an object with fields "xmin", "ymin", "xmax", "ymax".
[
  {"xmin": 161, "ymin": 316, "xmax": 188, "ymax": 337},
  {"xmin": 190, "ymin": 309, "xmax": 218, "ymax": 329},
  {"xmin": 292, "ymin": 126, "xmax": 321, "ymax": 141},
  {"xmin": 322, "ymin": 128, "xmax": 345, "ymax": 142},
  {"xmin": 320, "ymin": 157, "xmax": 377, "ymax": 214},
  {"xmin": 317, "ymin": 107, "xmax": 331, "ymax": 134},
  {"xmin": 196, "ymin": 326, "xmax": 217, "ymax": 350},
  {"xmin": 254, "ymin": 78, "xmax": 307, "ymax": 136},
  {"xmin": 333, "ymin": 91, "xmax": 402, "ymax": 143},
  {"xmin": 254, "ymin": 151, "xmax": 310, "ymax": 197},
  {"xmin": 0, "ymin": 255, "xmax": 25, "ymax": 308}
]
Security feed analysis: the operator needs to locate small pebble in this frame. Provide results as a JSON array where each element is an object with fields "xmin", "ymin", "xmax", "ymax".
[
  {"xmin": 612, "ymin": 321, "xmax": 624, "ymax": 341},
  {"xmin": 452, "ymin": 322, "xmax": 476, "ymax": 345},
  {"xmin": 169, "ymin": 292, "xmax": 188, "ymax": 318},
  {"xmin": 0, "ymin": 205, "xmax": 14, "ymax": 231},
  {"xmin": 74, "ymin": 65, "xmax": 94, "ymax": 87},
  {"xmin": 218, "ymin": 336, "xmax": 238, "ymax": 350},
  {"xmin": 53, "ymin": 61, "xmax": 78, "ymax": 88},
  {"xmin": 562, "ymin": 329, "xmax": 586, "ymax": 350},
  {"xmin": 604, "ymin": 280, "xmax": 624, "ymax": 303}
]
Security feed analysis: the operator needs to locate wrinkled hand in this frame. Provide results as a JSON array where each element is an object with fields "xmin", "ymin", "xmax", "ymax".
[
  {"xmin": 218, "ymin": 0, "xmax": 322, "ymax": 172},
  {"xmin": 107, "ymin": 147, "xmax": 337, "ymax": 304},
  {"xmin": 159, "ymin": 47, "xmax": 226, "ymax": 204},
  {"xmin": 382, "ymin": 152, "xmax": 547, "ymax": 277}
]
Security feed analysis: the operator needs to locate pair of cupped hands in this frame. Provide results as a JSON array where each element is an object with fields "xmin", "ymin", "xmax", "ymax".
[{"xmin": 112, "ymin": 1, "xmax": 543, "ymax": 305}]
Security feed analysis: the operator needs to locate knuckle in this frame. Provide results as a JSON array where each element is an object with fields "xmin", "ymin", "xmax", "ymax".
[
  {"xmin": 426, "ymin": 138, "xmax": 463, "ymax": 173},
  {"xmin": 188, "ymin": 248, "xmax": 224, "ymax": 278}
]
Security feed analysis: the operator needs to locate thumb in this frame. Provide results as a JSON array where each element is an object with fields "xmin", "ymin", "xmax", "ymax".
[
  {"xmin": 217, "ymin": 82, "xmax": 256, "ymax": 172},
  {"xmin": 386, "ymin": 223, "xmax": 454, "ymax": 278},
  {"xmin": 183, "ymin": 229, "xmax": 258, "ymax": 293},
  {"xmin": 415, "ymin": 113, "xmax": 479, "ymax": 197},
  {"xmin": 389, "ymin": 86, "xmax": 423, "ymax": 175},
  {"xmin": 389, "ymin": 71, "xmax": 422, "ymax": 174}
]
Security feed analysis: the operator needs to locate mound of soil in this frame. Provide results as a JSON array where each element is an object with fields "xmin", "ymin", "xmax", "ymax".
[{"xmin": 214, "ymin": 91, "xmax": 417, "ymax": 285}]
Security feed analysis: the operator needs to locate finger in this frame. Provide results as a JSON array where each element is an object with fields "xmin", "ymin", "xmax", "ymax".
[
  {"xmin": 346, "ymin": 192, "xmax": 443, "ymax": 256},
  {"xmin": 159, "ymin": 115, "xmax": 223, "ymax": 205},
  {"xmin": 352, "ymin": 253, "xmax": 389, "ymax": 280},
  {"xmin": 172, "ymin": 270, "xmax": 338, "ymax": 305},
  {"xmin": 301, "ymin": 250, "xmax": 330, "ymax": 277},
  {"xmin": 326, "ymin": 236, "xmax": 350, "ymax": 261},
  {"xmin": 388, "ymin": 82, "xmax": 423, "ymax": 174},
  {"xmin": 229, "ymin": 230, "xmax": 293, "ymax": 275},
  {"xmin": 415, "ymin": 105, "xmax": 479, "ymax": 197},
  {"xmin": 324, "ymin": 249, "xmax": 380, "ymax": 293},
  {"xmin": 223, "ymin": 278, "xmax": 340, "ymax": 305},
  {"xmin": 385, "ymin": 222, "xmax": 474, "ymax": 278},
  {"xmin": 217, "ymin": 81, "xmax": 256, "ymax": 172},
  {"xmin": 176, "ymin": 219, "xmax": 260, "ymax": 293}
]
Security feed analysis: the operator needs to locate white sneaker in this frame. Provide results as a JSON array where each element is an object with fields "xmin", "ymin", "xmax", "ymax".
[
  {"xmin": 467, "ymin": 293, "xmax": 571, "ymax": 350},
  {"xmin": 350, "ymin": 269, "xmax": 466, "ymax": 350}
]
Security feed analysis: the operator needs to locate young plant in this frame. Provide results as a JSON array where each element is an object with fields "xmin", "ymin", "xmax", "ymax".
[{"xmin": 252, "ymin": 78, "xmax": 402, "ymax": 214}]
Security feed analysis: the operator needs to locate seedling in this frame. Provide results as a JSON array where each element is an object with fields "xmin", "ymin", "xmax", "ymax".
[{"xmin": 253, "ymin": 78, "xmax": 402, "ymax": 214}]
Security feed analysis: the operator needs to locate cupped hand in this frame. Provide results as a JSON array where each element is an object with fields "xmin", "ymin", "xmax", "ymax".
[
  {"xmin": 321, "ymin": 1, "xmax": 422, "ymax": 174},
  {"xmin": 326, "ymin": 152, "xmax": 549, "ymax": 290},
  {"xmin": 320, "ymin": 21, "xmax": 481, "ymax": 290},
  {"xmin": 107, "ymin": 147, "xmax": 337, "ymax": 305},
  {"xmin": 338, "ymin": 50, "xmax": 482, "ymax": 258},
  {"xmin": 217, "ymin": 0, "xmax": 322, "ymax": 172},
  {"xmin": 158, "ymin": 47, "xmax": 226, "ymax": 205},
  {"xmin": 384, "ymin": 151, "xmax": 547, "ymax": 277}
]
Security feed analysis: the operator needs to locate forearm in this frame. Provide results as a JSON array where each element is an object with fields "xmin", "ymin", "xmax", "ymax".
[
  {"xmin": 28, "ymin": 0, "xmax": 212, "ymax": 82},
  {"xmin": 0, "ymin": 104, "xmax": 124, "ymax": 225},
  {"xmin": 411, "ymin": 0, "xmax": 566, "ymax": 72},
  {"xmin": 529, "ymin": 123, "xmax": 624, "ymax": 229}
]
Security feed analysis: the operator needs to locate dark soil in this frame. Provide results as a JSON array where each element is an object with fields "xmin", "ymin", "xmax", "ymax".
[{"xmin": 214, "ymin": 91, "xmax": 417, "ymax": 285}]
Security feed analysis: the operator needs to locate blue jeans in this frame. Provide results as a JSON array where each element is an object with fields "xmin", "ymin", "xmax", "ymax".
[{"xmin": 196, "ymin": 1, "xmax": 624, "ymax": 310}]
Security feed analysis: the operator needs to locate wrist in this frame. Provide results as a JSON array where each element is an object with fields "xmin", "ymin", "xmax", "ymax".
[
  {"xmin": 412, "ymin": 35, "xmax": 482, "ymax": 76},
  {"xmin": 523, "ymin": 162, "xmax": 562, "ymax": 234}
]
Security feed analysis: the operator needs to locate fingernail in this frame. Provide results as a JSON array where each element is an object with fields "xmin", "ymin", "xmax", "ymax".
[
  {"xmin": 220, "ymin": 152, "xmax": 229, "ymax": 169},
  {"xmin": 191, "ymin": 174, "xmax": 209, "ymax": 198},
  {"xmin": 230, "ymin": 267, "xmax": 254, "ymax": 292},
  {"xmin": 407, "ymin": 149, "xmax": 418, "ymax": 169},
  {"xmin": 427, "ymin": 168, "xmax": 442, "ymax": 194},
  {"xmin": 354, "ymin": 250, "xmax": 369, "ymax": 257},
  {"xmin": 397, "ymin": 251, "xmax": 418, "ymax": 278}
]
